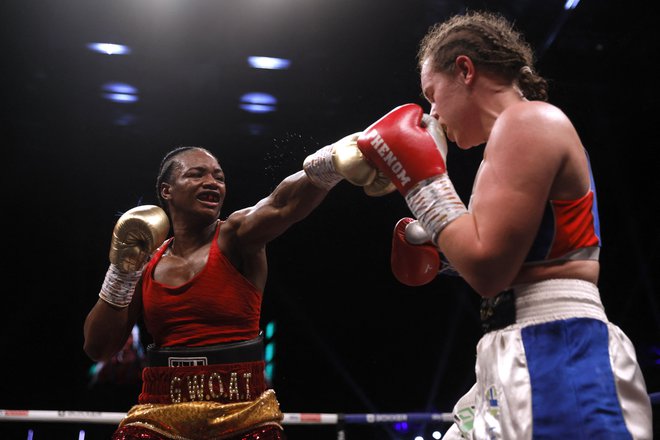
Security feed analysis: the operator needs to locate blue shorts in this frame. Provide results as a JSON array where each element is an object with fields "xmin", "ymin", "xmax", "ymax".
[{"xmin": 445, "ymin": 279, "xmax": 652, "ymax": 439}]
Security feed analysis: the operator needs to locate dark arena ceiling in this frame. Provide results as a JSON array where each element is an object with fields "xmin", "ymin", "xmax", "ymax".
[{"xmin": 2, "ymin": 0, "xmax": 659, "ymax": 438}]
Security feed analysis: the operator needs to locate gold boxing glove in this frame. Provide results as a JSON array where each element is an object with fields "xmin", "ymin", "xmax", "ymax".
[
  {"xmin": 331, "ymin": 132, "xmax": 377, "ymax": 186},
  {"xmin": 303, "ymin": 132, "xmax": 377, "ymax": 190},
  {"xmin": 109, "ymin": 205, "xmax": 170, "ymax": 272},
  {"xmin": 364, "ymin": 169, "xmax": 397, "ymax": 197}
]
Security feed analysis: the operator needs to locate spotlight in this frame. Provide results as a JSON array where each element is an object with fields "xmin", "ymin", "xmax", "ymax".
[
  {"xmin": 102, "ymin": 82, "xmax": 138, "ymax": 95},
  {"xmin": 239, "ymin": 92, "xmax": 277, "ymax": 113},
  {"xmin": 101, "ymin": 82, "xmax": 138, "ymax": 103},
  {"xmin": 102, "ymin": 93, "xmax": 138, "ymax": 103},
  {"xmin": 247, "ymin": 56, "xmax": 291, "ymax": 70},
  {"xmin": 87, "ymin": 43, "xmax": 131, "ymax": 55}
]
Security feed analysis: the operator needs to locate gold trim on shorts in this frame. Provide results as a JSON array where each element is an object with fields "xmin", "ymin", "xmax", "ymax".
[{"xmin": 119, "ymin": 389, "xmax": 283, "ymax": 440}]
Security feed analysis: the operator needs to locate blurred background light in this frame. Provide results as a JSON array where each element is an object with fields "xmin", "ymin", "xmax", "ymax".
[
  {"xmin": 102, "ymin": 82, "xmax": 138, "ymax": 95},
  {"xmin": 240, "ymin": 92, "xmax": 277, "ymax": 113},
  {"xmin": 87, "ymin": 42, "xmax": 132, "ymax": 55},
  {"xmin": 101, "ymin": 82, "xmax": 138, "ymax": 103},
  {"xmin": 247, "ymin": 56, "xmax": 291, "ymax": 70},
  {"xmin": 241, "ymin": 92, "xmax": 277, "ymax": 105},
  {"xmin": 564, "ymin": 0, "xmax": 580, "ymax": 9},
  {"xmin": 239, "ymin": 104, "xmax": 276, "ymax": 113},
  {"xmin": 102, "ymin": 93, "xmax": 139, "ymax": 103},
  {"xmin": 393, "ymin": 421, "xmax": 409, "ymax": 432}
]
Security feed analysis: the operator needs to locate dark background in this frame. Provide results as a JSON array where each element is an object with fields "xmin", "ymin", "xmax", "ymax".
[{"xmin": 2, "ymin": 0, "xmax": 658, "ymax": 438}]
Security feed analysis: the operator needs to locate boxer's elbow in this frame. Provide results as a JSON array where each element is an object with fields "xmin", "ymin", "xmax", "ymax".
[
  {"xmin": 468, "ymin": 277, "xmax": 512, "ymax": 298},
  {"xmin": 457, "ymin": 257, "xmax": 519, "ymax": 298},
  {"xmin": 83, "ymin": 338, "xmax": 116, "ymax": 362},
  {"xmin": 83, "ymin": 322, "xmax": 124, "ymax": 362}
]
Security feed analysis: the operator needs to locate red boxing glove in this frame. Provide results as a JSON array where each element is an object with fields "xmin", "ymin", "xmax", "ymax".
[
  {"xmin": 360, "ymin": 104, "xmax": 468, "ymax": 239},
  {"xmin": 357, "ymin": 103, "xmax": 448, "ymax": 195},
  {"xmin": 391, "ymin": 217, "xmax": 440, "ymax": 286}
]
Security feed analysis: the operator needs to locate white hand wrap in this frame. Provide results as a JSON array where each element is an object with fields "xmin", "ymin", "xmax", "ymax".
[
  {"xmin": 405, "ymin": 174, "xmax": 468, "ymax": 243},
  {"xmin": 99, "ymin": 263, "xmax": 143, "ymax": 308},
  {"xmin": 302, "ymin": 145, "xmax": 343, "ymax": 190}
]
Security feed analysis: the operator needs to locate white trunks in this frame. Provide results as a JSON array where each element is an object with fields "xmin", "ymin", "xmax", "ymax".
[{"xmin": 444, "ymin": 279, "xmax": 652, "ymax": 439}]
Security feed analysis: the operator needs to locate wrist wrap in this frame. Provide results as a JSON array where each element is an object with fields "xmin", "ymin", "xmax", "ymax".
[
  {"xmin": 99, "ymin": 263, "xmax": 142, "ymax": 308},
  {"xmin": 303, "ymin": 145, "xmax": 342, "ymax": 190},
  {"xmin": 405, "ymin": 174, "xmax": 468, "ymax": 242}
]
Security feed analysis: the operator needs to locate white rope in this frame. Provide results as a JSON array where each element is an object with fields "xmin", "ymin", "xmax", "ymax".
[
  {"xmin": 0, "ymin": 410, "xmax": 124, "ymax": 424},
  {"xmin": 4, "ymin": 393, "xmax": 657, "ymax": 426},
  {"xmin": 0, "ymin": 409, "xmax": 452, "ymax": 425}
]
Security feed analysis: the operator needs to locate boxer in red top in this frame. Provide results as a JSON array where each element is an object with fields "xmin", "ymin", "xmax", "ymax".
[{"xmin": 83, "ymin": 139, "xmax": 379, "ymax": 440}]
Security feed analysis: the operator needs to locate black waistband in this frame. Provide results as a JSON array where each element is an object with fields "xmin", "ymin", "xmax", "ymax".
[
  {"xmin": 480, "ymin": 289, "xmax": 516, "ymax": 333},
  {"xmin": 146, "ymin": 334, "xmax": 264, "ymax": 367}
]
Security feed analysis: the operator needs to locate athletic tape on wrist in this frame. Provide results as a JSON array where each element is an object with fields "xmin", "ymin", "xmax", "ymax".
[
  {"xmin": 99, "ymin": 263, "xmax": 143, "ymax": 308},
  {"xmin": 303, "ymin": 145, "xmax": 343, "ymax": 190},
  {"xmin": 405, "ymin": 174, "xmax": 468, "ymax": 242}
]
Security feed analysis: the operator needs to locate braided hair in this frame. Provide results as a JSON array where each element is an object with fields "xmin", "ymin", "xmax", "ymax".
[
  {"xmin": 417, "ymin": 11, "xmax": 548, "ymax": 101},
  {"xmin": 155, "ymin": 146, "xmax": 215, "ymax": 212}
]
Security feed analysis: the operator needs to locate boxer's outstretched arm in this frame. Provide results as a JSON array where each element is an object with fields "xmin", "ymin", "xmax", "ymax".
[
  {"xmin": 225, "ymin": 170, "xmax": 327, "ymax": 252},
  {"xmin": 227, "ymin": 131, "xmax": 382, "ymax": 250}
]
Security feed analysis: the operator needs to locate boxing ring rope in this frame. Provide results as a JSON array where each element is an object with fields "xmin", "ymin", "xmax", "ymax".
[
  {"xmin": 3, "ymin": 392, "xmax": 658, "ymax": 423},
  {"xmin": 0, "ymin": 409, "xmax": 454, "ymax": 425},
  {"xmin": 2, "ymin": 393, "xmax": 658, "ymax": 437},
  {"xmin": 0, "ymin": 409, "xmax": 454, "ymax": 439}
]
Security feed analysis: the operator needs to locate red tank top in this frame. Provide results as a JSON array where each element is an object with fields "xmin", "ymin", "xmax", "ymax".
[{"xmin": 141, "ymin": 222, "xmax": 262, "ymax": 347}]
